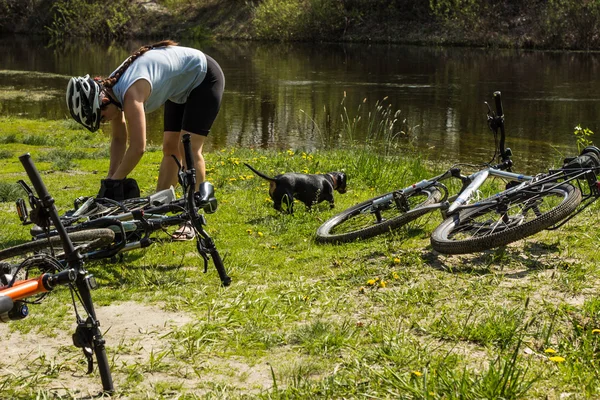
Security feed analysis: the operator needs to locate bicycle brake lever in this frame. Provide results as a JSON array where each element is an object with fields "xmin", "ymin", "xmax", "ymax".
[
  {"xmin": 171, "ymin": 154, "xmax": 182, "ymax": 170},
  {"xmin": 196, "ymin": 238, "xmax": 210, "ymax": 273},
  {"xmin": 484, "ymin": 101, "xmax": 493, "ymax": 116},
  {"xmin": 73, "ymin": 321, "xmax": 95, "ymax": 374}
]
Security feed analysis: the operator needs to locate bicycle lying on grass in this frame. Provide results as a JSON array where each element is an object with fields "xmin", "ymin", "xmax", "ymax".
[
  {"xmin": 317, "ymin": 91, "xmax": 597, "ymax": 254},
  {"xmin": 0, "ymin": 153, "xmax": 114, "ymax": 393},
  {"xmin": 17, "ymin": 133, "xmax": 232, "ymax": 287}
]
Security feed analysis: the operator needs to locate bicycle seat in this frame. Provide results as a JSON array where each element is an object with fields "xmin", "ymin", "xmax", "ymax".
[
  {"xmin": 195, "ymin": 182, "xmax": 218, "ymax": 214},
  {"xmin": 563, "ymin": 146, "xmax": 600, "ymax": 170}
]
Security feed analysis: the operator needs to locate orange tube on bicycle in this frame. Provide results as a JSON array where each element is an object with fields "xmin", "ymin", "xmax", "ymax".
[{"xmin": 0, "ymin": 275, "xmax": 49, "ymax": 300}]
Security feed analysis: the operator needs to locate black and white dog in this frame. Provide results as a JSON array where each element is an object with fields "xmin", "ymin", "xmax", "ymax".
[{"xmin": 244, "ymin": 163, "xmax": 347, "ymax": 213}]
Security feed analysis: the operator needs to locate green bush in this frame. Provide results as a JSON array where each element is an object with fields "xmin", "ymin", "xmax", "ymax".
[
  {"xmin": 429, "ymin": 0, "xmax": 483, "ymax": 31},
  {"xmin": 253, "ymin": 0, "xmax": 345, "ymax": 41},
  {"xmin": 46, "ymin": 0, "xmax": 144, "ymax": 40},
  {"xmin": 541, "ymin": 0, "xmax": 600, "ymax": 49},
  {"xmin": 0, "ymin": 181, "xmax": 23, "ymax": 202}
]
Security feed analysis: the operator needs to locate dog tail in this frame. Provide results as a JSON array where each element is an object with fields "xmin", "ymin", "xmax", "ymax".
[{"xmin": 244, "ymin": 163, "xmax": 276, "ymax": 182}]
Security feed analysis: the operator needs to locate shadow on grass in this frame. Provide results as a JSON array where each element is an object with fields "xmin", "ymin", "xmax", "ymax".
[{"xmin": 423, "ymin": 240, "xmax": 563, "ymax": 278}]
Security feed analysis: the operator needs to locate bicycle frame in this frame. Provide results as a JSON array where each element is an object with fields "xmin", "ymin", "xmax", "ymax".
[
  {"xmin": 393, "ymin": 166, "xmax": 534, "ymax": 218},
  {"xmin": 3, "ymin": 153, "xmax": 115, "ymax": 393},
  {"xmin": 371, "ymin": 92, "xmax": 534, "ymax": 219},
  {"xmin": 24, "ymin": 134, "xmax": 231, "ymax": 286}
]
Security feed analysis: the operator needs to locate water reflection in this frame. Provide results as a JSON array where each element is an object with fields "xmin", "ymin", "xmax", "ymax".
[{"xmin": 1, "ymin": 36, "xmax": 599, "ymax": 172}]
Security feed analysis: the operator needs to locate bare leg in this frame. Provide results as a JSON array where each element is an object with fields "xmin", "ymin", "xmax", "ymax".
[{"xmin": 157, "ymin": 131, "xmax": 181, "ymax": 191}]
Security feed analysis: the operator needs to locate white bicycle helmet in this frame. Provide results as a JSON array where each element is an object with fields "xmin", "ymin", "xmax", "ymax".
[{"xmin": 66, "ymin": 75, "xmax": 102, "ymax": 132}]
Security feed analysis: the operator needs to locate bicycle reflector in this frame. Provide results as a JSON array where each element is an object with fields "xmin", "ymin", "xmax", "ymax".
[{"xmin": 16, "ymin": 198, "xmax": 28, "ymax": 224}]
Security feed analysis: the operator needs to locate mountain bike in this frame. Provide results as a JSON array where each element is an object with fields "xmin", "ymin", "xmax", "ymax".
[
  {"xmin": 0, "ymin": 153, "xmax": 114, "ymax": 393},
  {"xmin": 316, "ymin": 92, "xmax": 583, "ymax": 253},
  {"xmin": 21, "ymin": 133, "xmax": 232, "ymax": 287},
  {"xmin": 430, "ymin": 146, "xmax": 600, "ymax": 253}
]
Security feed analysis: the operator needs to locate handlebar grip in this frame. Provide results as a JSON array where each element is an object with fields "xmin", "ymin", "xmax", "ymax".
[
  {"xmin": 211, "ymin": 248, "xmax": 232, "ymax": 287},
  {"xmin": 19, "ymin": 153, "xmax": 52, "ymax": 201},
  {"xmin": 493, "ymin": 91, "xmax": 503, "ymax": 117},
  {"xmin": 181, "ymin": 133, "xmax": 194, "ymax": 173}
]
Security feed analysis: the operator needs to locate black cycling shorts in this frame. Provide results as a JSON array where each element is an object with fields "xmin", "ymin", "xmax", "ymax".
[{"xmin": 163, "ymin": 55, "xmax": 225, "ymax": 136}]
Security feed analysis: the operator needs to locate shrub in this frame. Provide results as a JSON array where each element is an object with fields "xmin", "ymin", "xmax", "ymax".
[
  {"xmin": 253, "ymin": 0, "xmax": 346, "ymax": 41},
  {"xmin": 540, "ymin": 0, "xmax": 600, "ymax": 49},
  {"xmin": 0, "ymin": 181, "xmax": 23, "ymax": 202},
  {"xmin": 46, "ymin": 0, "xmax": 144, "ymax": 41}
]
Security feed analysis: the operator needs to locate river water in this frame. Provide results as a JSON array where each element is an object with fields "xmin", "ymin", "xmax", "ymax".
[{"xmin": 1, "ymin": 36, "xmax": 600, "ymax": 172}]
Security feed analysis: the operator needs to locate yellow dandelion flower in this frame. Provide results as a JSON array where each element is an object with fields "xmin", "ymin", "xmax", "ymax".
[
  {"xmin": 549, "ymin": 356, "xmax": 565, "ymax": 363},
  {"xmin": 393, "ymin": 257, "xmax": 400, "ymax": 264},
  {"xmin": 258, "ymin": 232, "xmax": 263, "ymax": 237},
  {"xmin": 412, "ymin": 371, "xmax": 423, "ymax": 377},
  {"xmin": 302, "ymin": 169, "xmax": 309, "ymax": 174},
  {"xmin": 393, "ymin": 272, "xmax": 399, "ymax": 279},
  {"xmin": 246, "ymin": 229, "xmax": 252, "ymax": 234},
  {"xmin": 544, "ymin": 348, "xmax": 557, "ymax": 354},
  {"xmin": 592, "ymin": 329, "xmax": 600, "ymax": 334},
  {"xmin": 228, "ymin": 178, "xmax": 237, "ymax": 182},
  {"xmin": 359, "ymin": 287, "xmax": 365, "ymax": 293},
  {"xmin": 379, "ymin": 280, "xmax": 387, "ymax": 288},
  {"xmin": 367, "ymin": 279, "xmax": 377, "ymax": 285}
]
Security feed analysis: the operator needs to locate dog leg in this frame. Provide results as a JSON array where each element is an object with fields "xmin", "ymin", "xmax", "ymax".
[{"xmin": 282, "ymin": 193, "xmax": 294, "ymax": 214}]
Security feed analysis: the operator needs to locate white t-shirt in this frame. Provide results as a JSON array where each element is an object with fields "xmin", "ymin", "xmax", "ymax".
[{"xmin": 110, "ymin": 46, "xmax": 208, "ymax": 113}]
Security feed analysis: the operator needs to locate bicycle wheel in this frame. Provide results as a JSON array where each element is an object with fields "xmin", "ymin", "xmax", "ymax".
[
  {"xmin": 316, "ymin": 187, "xmax": 443, "ymax": 243},
  {"xmin": 431, "ymin": 182, "xmax": 581, "ymax": 254},
  {"xmin": 0, "ymin": 229, "xmax": 115, "ymax": 261}
]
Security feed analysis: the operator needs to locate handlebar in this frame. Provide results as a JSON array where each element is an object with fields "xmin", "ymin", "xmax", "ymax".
[
  {"xmin": 17, "ymin": 153, "xmax": 114, "ymax": 393},
  {"xmin": 1, "ymin": 269, "xmax": 75, "ymax": 302},
  {"xmin": 494, "ymin": 91, "xmax": 503, "ymax": 117},
  {"xmin": 486, "ymin": 91, "xmax": 511, "ymax": 166}
]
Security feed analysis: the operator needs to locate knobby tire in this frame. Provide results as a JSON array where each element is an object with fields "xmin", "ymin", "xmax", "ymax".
[
  {"xmin": 430, "ymin": 182, "xmax": 581, "ymax": 254},
  {"xmin": 0, "ymin": 229, "xmax": 115, "ymax": 261},
  {"xmin": 316, "ymin": 187, "xmax": 443, "ymax": 243}
]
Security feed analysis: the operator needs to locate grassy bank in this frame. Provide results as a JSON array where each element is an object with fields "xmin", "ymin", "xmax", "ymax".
[
  {"xmin": 4, "ymin": 0, "xmax": 600, "ymax": 49},
  {"xmin": 1, "ymin": 117, "xmax": 600, "ymax": 398}
]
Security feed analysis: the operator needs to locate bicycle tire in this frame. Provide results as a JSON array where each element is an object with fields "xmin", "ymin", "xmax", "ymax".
[
  {"xmin": 0, "ymin": 229, "xmax": 115, "ymax": 261},
  {"xmin": 430, "ymin": 182, "xmax": 581, "ymax": 254},
  {"xmin": 316, "ymin": 187, "xmax": 443, "ymax": 243}
]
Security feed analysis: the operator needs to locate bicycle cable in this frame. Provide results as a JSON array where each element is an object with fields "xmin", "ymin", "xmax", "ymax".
[{"xmin": 6, "ymin": 255, "xmax": 63, "ymax": 303}]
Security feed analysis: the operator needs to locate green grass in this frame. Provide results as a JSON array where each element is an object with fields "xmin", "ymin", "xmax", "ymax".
[{"xmin": 1, "ymin": 117, "xmax": 600, "ymax": 398}]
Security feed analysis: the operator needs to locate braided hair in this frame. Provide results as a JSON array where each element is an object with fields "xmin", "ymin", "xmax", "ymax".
[{"xmin": 100, "ymin": 40, "xmax": 178, "ymax": 89}]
